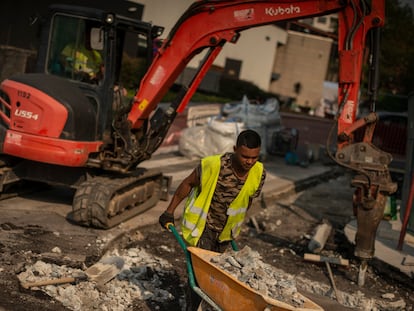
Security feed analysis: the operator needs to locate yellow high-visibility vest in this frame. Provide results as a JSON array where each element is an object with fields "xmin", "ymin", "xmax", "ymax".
[
  {"xmin": 61, "ymin": 44, "xmax": 102, "ymax": 75},
  {"xmin": 181, "ymin": 154, "xmax": 263, "ymax": 246}
]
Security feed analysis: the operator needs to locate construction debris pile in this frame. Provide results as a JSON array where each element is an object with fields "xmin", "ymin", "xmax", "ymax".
[
  {"xmin": 210, "ymin": 246, "xmax": 305, "ymax": 308},
  {"xmin": 15, "ymin": 241, "xmax": 408, "ymax": 311},
  {"xmin": 17, "ymin": 247, "xmax": 183, "ymax": 311}
]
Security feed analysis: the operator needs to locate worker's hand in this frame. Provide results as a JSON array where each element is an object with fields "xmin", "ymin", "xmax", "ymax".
[{"xmin": 159, "ymin": 211, "xmax": 174, "ymax": 230}]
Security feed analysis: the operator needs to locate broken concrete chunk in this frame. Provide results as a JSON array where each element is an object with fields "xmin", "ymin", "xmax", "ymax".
[
  {"xmin": 308, "ymin": 220, "xmax": 332, "ymax": 253},
  {"xmin": 210, "ymin": 246, "xmax": 305, "ymax": 308}
]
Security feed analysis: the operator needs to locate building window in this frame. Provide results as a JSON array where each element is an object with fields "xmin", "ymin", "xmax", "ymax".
[
  {"xmin": 224, "ymin": 58, "xmax": 242, "ymax": 78},
  {"xmin": 317, "ymin": 16, "xmax": 327, "ymax": 24},
  {"xmin": 329, "ymin": 17, "xmax": 338, "ymax": 31}
]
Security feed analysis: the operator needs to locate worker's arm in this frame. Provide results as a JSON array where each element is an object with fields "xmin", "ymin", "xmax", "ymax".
[
  {"xmin": 247, "ymin": 170, "xmax": 266, "ymax": 211},
  {"xmin": 159, "ymin": 168, "xmax": 200, "ymax": 228},
  {"xmin": 167, "ymin": 168, "xmax": 200, "ymax": 213}
]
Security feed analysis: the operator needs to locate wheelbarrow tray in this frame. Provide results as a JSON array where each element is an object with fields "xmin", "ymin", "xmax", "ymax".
[{"xmin": 187, "ymin": 246, "xmax": 323, "ymax": 311}]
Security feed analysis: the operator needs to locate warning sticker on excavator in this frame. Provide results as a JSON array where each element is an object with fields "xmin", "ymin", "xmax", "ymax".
[
  {"xmin": 6, "ymin": 132, "xmax": 22, "ymax": 145},
  {"xmin": 340, "ymin": 100, "xmax": 355, "ymax": 124},
  {"xmin": 149, "ymin": 66, "xmax": 165, "ymax": 86},
  {"xmin": 234, "ymin": 8, "xmax": 255, "ymax": 22},
  {"xmin": 139, "ymin": 99, "xmax": 149, "ymax": 111}
]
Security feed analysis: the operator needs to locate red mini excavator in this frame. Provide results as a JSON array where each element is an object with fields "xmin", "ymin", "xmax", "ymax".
[{"xmin": 0, "ymin": 1, "xmax": 395, "ymax": 285}]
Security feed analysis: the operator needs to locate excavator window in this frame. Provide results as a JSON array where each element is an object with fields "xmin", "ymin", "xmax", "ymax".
[
  {"xmin": 117, "ymin": 30, "xmax": 150, "ymax": 92},
  {"xmin": 47, "ymin": 14, "xmax": 104, "ymax": 84},
  {"xmin": 43, "ymin": 8, "xmax": 159, "ymax": 120}
]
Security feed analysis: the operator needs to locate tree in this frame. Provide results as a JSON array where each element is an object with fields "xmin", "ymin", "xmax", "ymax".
[{"xmin": 380, "ymin": 0, "xmax": 414, "ymax": 96}]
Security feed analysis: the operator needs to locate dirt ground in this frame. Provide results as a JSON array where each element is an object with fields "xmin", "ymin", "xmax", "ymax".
[{"xmin": 0, "ymin": 172, "xmax": 413, "ymax": 311}]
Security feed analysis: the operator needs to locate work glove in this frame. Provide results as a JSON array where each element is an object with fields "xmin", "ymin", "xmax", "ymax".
[{"xmin": 159, "ymin": 211, "xmax": 174, "ymax": 230}]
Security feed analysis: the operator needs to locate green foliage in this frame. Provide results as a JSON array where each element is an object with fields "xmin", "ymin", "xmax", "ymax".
[
  {"xmin": 126, "ymin": 77, "xmax": 277, "ymax": 105},
  {"xmin": 376, "ymin": 93, "xmax": 409, "ymax": 112},
  {"xmin": 120, "ymin": 54, "xmax": 147, "ymax": 90},
  {"xmin": 218, "ymin": 77, "xmax": 277, "ymax": 101},
  {"xmin": 160, "ymin": 89, "xmax": 231, "ymax": 103},
  {"xmin": 185, "ymin": 92, "xmax": 231, "ymax": 103},
  {"xmin": 122, "ymin": 84, "xmax": 231, "ymax": 105},
  {"xmin": 380, "ymin": 0, "xmax": 414, "ymax": 95}
]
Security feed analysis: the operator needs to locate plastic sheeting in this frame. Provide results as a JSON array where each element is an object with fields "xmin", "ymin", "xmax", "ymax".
[
  {"xmin": 221, "ymin": 95, "xmax": 281, "ymax": 127},
  {"xmin": 179, "ymin": 117, "xmax": 244, "ymax": 159},
  {"xmin": 222, "ymin": 95, "xmax": 283, "ymax": 156},
  {"xmin": 178, "ymin": 95, "xmax": 283, "ymax": 159}
]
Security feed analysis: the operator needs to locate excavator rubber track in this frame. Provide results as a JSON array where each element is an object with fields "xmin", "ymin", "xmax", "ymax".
[
  {"xmin": 0, "ymin": 156, "xmax": 48, "ymax": 200},
  {"xmin": 71, "ymin": 168, "xmax": 170, "ymax": 229}
]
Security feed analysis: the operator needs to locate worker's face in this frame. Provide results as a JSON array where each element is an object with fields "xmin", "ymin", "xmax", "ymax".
[{"xmin": 233, "ymin": 145, "xmax": 261, "ymax": 172}]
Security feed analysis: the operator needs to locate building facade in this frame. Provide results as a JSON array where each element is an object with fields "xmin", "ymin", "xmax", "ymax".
[{"xmin": 270, "ymin": 31, "xmax": 333, "ymax": 110}]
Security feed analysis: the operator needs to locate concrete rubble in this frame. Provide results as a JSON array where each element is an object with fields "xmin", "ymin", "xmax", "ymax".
[
  {"xmin": 16, "ymin": 239, "xmax": 407, "ymax": 311},
  {"xmin": 17, "ymin": 247, "xmax": 183, "ymax": 311},
  {"xmin": 210, "ymin": 246, "xmax": 407, "ymax": 311},
  {"xmin": 210, "ymin": 246, "xmax": 304, "ymax": 308}
]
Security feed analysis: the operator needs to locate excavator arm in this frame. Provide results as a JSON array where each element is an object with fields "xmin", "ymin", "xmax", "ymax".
[
  {"xmin": 128, "ymin": 0, "xmax": 347, "ymax": 127},
  {"xmin": 123, "ymin": 0, "xmax": 394, "ymax": 286},
  {"xmin": 126, "ymin": 0, "xmax": 350, "ymax": 159},
  {"xmin": 125, "ymin": 0, "xmax": 387, "ymax": 157}
]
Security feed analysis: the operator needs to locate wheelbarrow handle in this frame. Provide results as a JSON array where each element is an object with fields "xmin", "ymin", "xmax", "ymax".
[
  {"xmin": 167, "ymin": 223, "xmax": 239, "ymax": 252},
  {"xmin": 167, "ymin": 224, "xmax": 197, "ymax": 288},
  {"xmin": 167, "ymin": 224, "xmax": 223, "ymax": 311},
  {"xmin": 167, "ymin": 223, "xmax": 188, "ymax": 251}
]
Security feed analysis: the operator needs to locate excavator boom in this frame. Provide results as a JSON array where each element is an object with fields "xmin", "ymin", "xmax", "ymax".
[{"xmin": 128, "ymin": 0, "xmax": 348, "ymax": 128}]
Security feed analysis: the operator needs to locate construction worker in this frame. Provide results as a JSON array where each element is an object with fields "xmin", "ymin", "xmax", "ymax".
[
  {"xmin": 60, "ymin": 31, "xmax": 102, "ymax": 82},
  {"xmin": 159, "ymin": 129, "xmax": 266, "ymax": 311}
]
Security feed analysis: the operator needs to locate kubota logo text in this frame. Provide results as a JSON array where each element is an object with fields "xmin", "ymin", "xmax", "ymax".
[{"xmin": 265, "ymin": 5, "xmax": 300, "ymax": 16}]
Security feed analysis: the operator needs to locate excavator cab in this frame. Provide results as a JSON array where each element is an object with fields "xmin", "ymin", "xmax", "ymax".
[
  {"xmin": 47, "ymin": 17, "xmax": 104, "ymax": 83},
  {"xmin": 0, "ymin": 5, "xmax": 164, "ymax": 169},
  {"xmin": 35, "ymin": 5, "xmax": 163, "ymax": 146},
  {"xmin": 41, "ymin": 5, "xmax": 160, "ymax": 84}
]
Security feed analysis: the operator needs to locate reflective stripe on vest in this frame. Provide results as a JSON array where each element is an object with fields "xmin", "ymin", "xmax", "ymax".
[{"xmin": 181, "ymin": 154, "xmax": 263, "ymax": 246}]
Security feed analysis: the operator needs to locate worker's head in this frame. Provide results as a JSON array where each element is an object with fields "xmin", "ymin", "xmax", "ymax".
[
  {"xmin": 233, "ymin": 129, "xmax": 261, "ymax": 172},
  {"xmin": 236, "ymin": 129, "xmax": 261, "ymax": 149}
]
